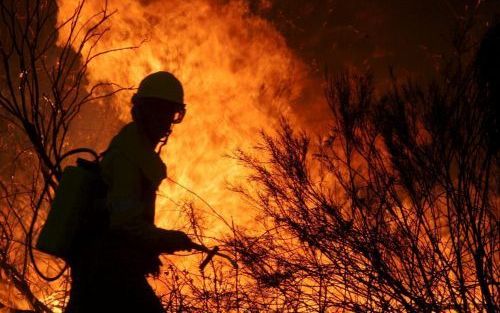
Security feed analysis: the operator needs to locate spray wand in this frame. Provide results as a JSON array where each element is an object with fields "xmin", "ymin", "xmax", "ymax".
[{"xmin": 190, "ymin": 243, "xmax": 238, "ymax": 271}]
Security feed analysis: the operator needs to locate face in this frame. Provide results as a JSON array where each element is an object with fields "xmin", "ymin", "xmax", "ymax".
[{"xmin": 138, "ymin": 99, "xmax": 185, "ymax": 145}]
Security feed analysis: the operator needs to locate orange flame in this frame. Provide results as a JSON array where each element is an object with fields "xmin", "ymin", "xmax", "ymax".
[
  {"xmin": 49, "ymin": 4, "xmax": 326, "ymax": 300},
  {"xmin": 56, "ymin": 0, "xmax": 316, "ymax": 235}
]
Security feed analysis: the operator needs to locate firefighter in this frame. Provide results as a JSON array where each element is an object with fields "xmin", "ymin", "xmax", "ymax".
[{"xmin": 66, "ymin": 71, "xmax": 193, "ymax": 313}]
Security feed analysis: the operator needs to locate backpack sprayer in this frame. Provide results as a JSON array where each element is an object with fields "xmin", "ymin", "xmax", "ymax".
[{"xmin": 31, "ymin": 148, "xmax": 101, "ymax": 281}]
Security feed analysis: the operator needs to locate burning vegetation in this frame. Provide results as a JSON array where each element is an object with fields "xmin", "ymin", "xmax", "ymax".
[{"xmin": 0, "ymin": 0, "xmax": 498, "ymax": 312}]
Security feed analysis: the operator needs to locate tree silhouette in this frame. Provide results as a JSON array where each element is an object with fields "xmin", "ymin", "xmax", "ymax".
[{"xmin": 0, "ymin": 1, "xmax": 131, "ymax": 311}]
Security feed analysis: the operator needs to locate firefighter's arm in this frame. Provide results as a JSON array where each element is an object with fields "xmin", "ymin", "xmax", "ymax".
[{"xmin": 104, "ymin": 152, "xmax": 193, "ymax": 253}]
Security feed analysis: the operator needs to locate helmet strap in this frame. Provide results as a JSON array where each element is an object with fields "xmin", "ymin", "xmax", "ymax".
[{"xmin": 156, "ymin": 129, "xmax": 172, "ymax": 155}]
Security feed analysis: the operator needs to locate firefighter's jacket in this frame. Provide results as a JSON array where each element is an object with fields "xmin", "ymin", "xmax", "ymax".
[{"xmin": 99, "ymin": 122, "xmax": 186, "ymax": 274}]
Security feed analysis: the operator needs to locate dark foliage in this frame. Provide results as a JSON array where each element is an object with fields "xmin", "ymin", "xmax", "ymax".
[{"xmin": 230, "ymin": 20, "xmax": 499, "ymax": 313}]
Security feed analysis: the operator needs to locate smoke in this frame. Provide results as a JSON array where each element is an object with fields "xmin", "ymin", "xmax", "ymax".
[{"xmin": 249, "ymin": 0, "xmax": 500, "ymax": 82}]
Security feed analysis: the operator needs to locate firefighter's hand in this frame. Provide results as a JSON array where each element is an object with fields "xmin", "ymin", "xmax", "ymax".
[{"xmin": 157, "ymin": 229, "xmax": 194, "ymax": 253}]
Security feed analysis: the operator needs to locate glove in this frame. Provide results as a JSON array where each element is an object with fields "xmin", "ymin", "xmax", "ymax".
[{"xmin": 157, "ymin": 229, "xmax": 193, "ymax": 254}]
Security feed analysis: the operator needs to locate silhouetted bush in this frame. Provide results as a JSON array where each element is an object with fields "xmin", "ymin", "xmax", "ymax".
[{"xmin": 230, "ymin": 20, "xmax": 498, "ymax": 313}]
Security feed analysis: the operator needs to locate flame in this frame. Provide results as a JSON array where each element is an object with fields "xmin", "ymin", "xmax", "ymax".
[
  {"xmin": 52, "ymin": 0, "xmax": 319, "ymax": 302},
  {"xmin": 56, "ymin": 0, "xmax": 315, "ymax": 234}
]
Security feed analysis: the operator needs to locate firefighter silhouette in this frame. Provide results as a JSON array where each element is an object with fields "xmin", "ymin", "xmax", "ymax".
[{"xmin": 65, "ymin": 72, "xmax": 193, "ymax": 313}]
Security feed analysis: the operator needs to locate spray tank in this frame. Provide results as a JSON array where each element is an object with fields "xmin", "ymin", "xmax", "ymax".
[{"xmin": 36, "ymin": 151, "xmax": 108, "ymax": 262}]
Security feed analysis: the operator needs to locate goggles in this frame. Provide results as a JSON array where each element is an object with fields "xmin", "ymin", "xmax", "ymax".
[{"xmin": 172, "ymin": 107, "xmax": 186, "ymax": 124}]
